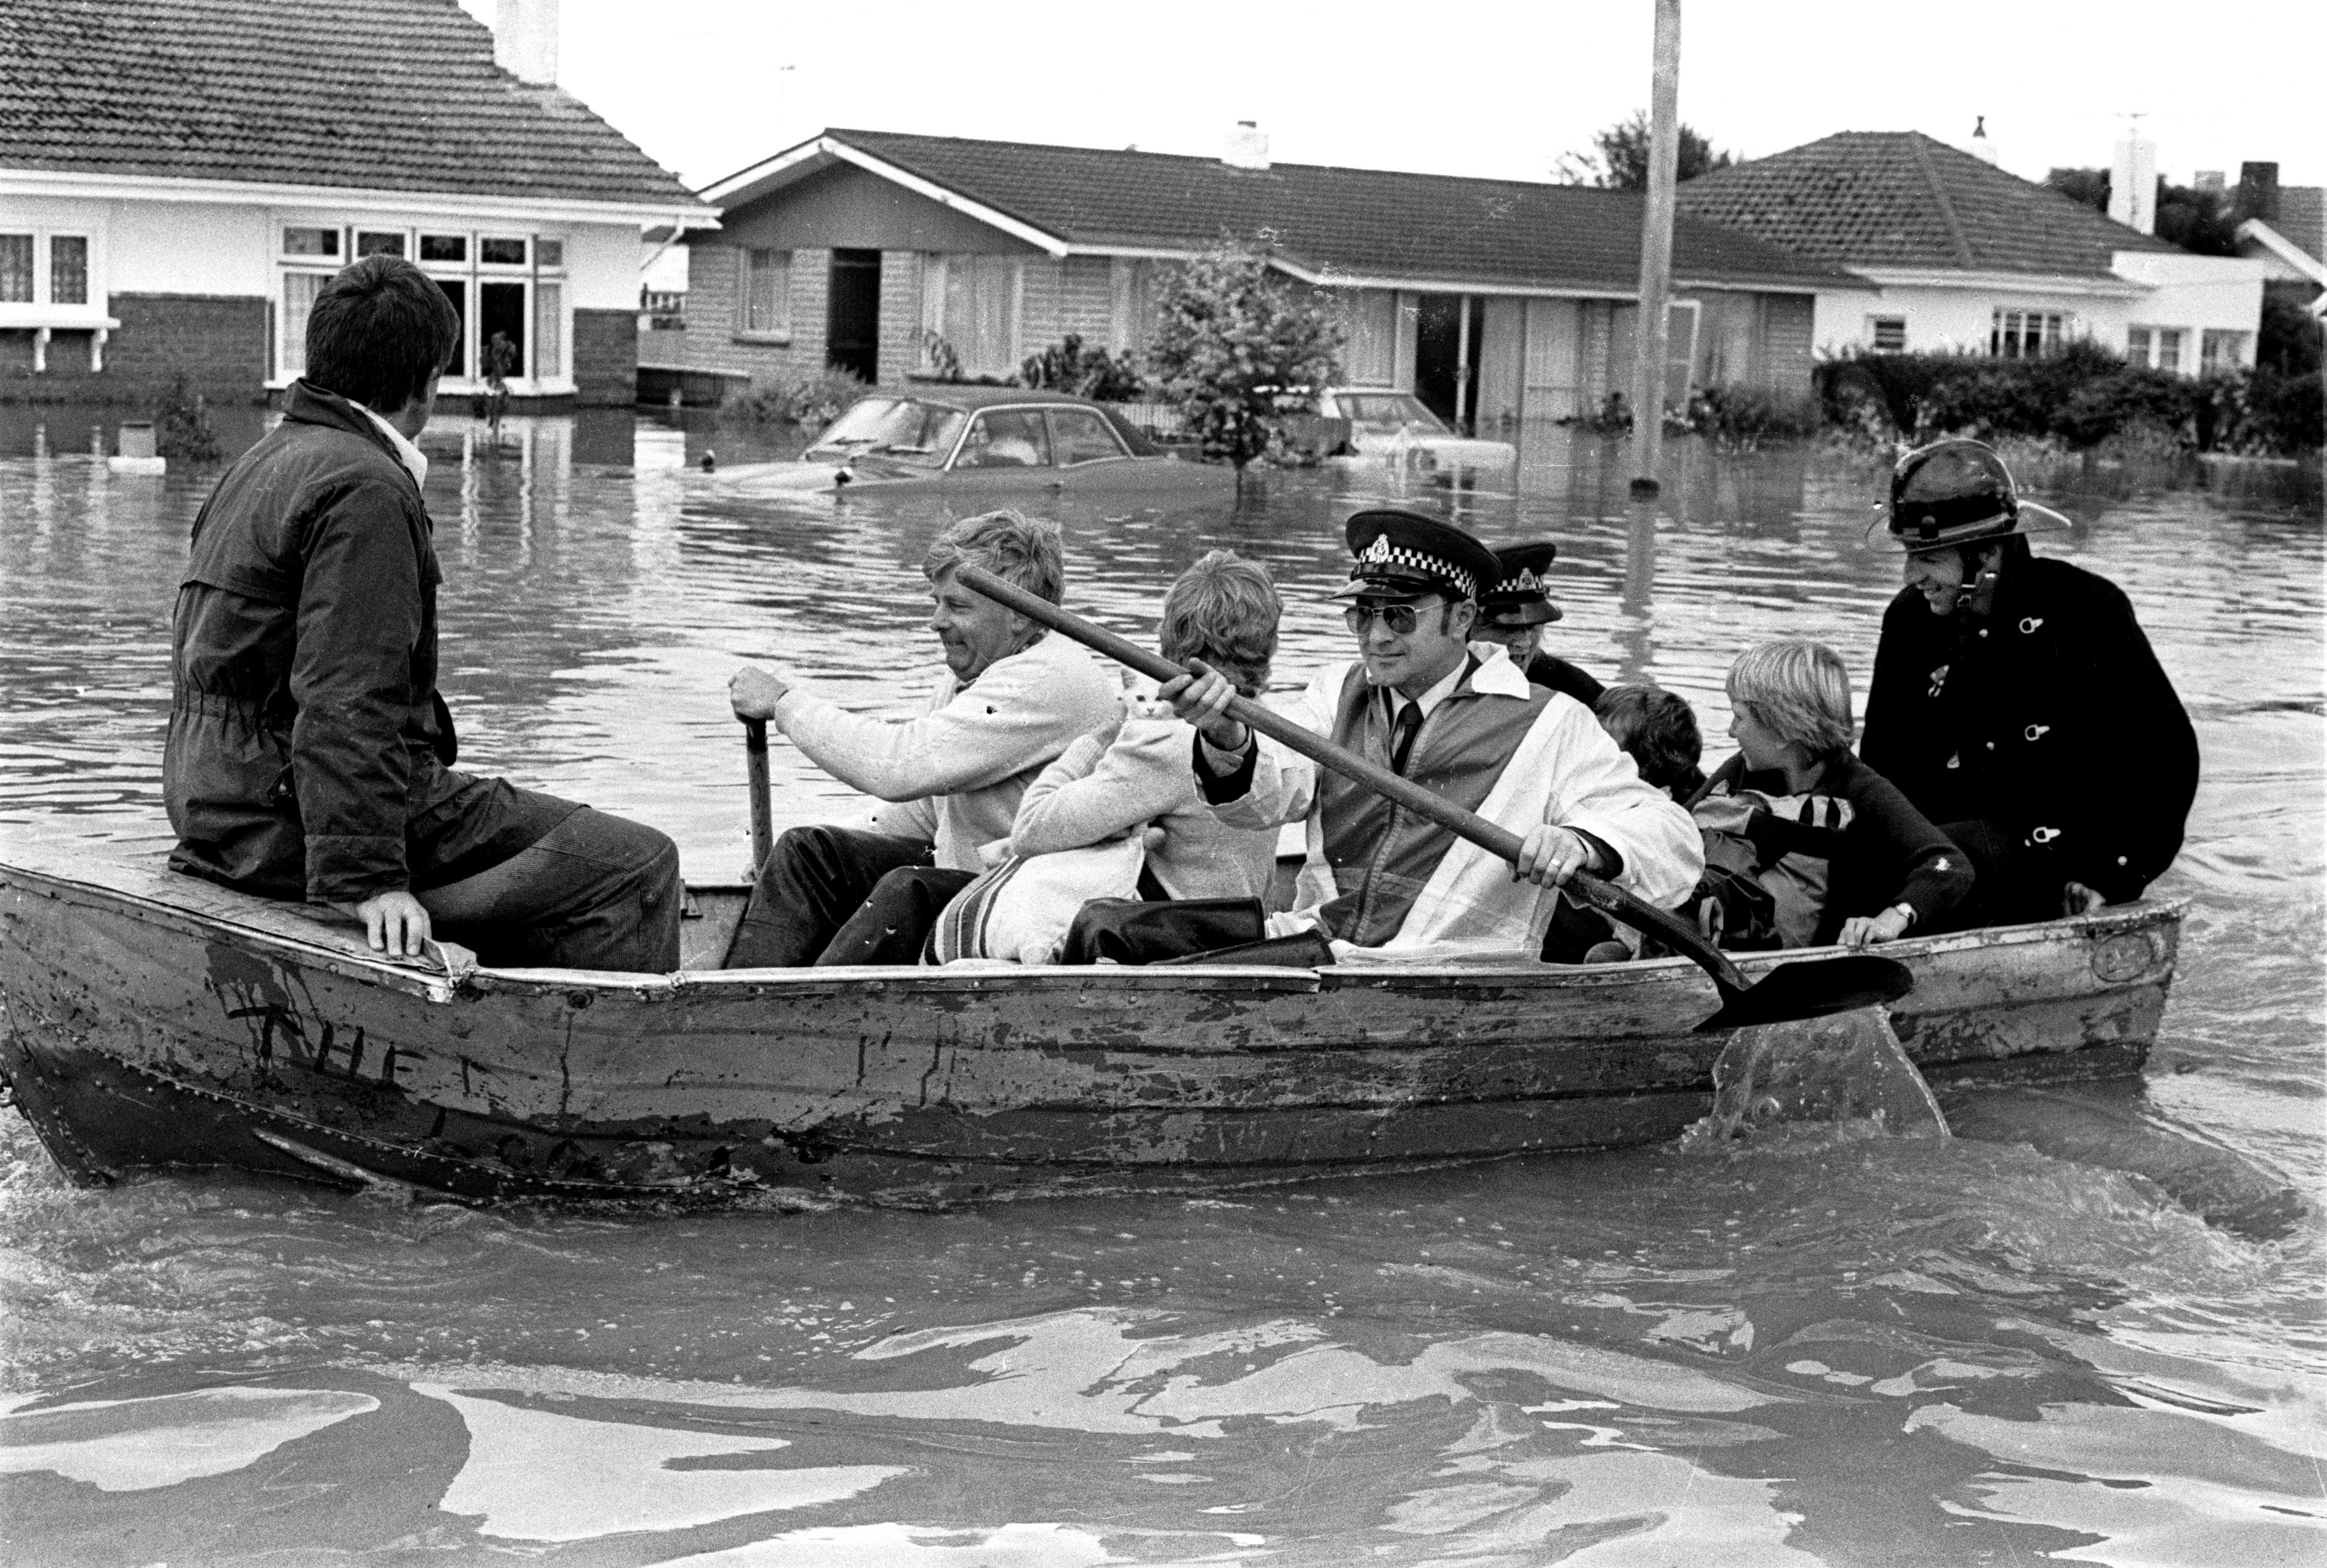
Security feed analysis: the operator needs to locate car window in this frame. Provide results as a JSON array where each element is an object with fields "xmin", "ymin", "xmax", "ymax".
[
  {"xmin": 1048, "ymin": 408, "xmax": 1129, "ymax": 465},
  {"xmin": 805, "ymin": 398, "xmax": 964, "ymax": 466},
  {"xmin": 954, "ymin": 409, "xmax": 1053, "ymax": 468},
  {"xmin": 1339, "ymin": 393, "xmax": 1445, "ymax": 432}
]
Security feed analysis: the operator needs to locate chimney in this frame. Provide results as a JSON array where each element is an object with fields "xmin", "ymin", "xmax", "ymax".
[
  {"xmin": 1968, "ymin": 115, "xmax": 1997, "ymax": 165},
  {"xmin": 2108, "ymin": 135, "xmax": 2158, "ymax": 233},
  {"xmin": 2236, "ymin": 161, "xmax": 2280, "ymax": 224},
  {"xmin": 495, "ymin": 0, "xmax": 559, "ymax": 87},
  {"xmin": 1222, "ymin": 121, "xmax": 1269, "ymax": 171}
]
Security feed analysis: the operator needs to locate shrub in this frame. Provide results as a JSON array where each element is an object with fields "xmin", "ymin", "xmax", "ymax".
[
  {"xmin": 1813, "ymin": 344, "xmax": 2213, "ymax": 452},
  {"xmin": 723, "ymin": 368, "xmax": 867, "ymax": 429},
  {"xmin": 1018, "ymin": 334, "xmax": 1146, "ymax": 401},
  {"xmin": 1689, "ymin": 383, "xmax": 1820, "ymax": 447},
  {"xmin": 153, "ymin": 376, "xmax": 221, "ymax": 464},
  {"xmin": 1147, "ymin": 236, "xmax": 1344, "ymax": 470}
]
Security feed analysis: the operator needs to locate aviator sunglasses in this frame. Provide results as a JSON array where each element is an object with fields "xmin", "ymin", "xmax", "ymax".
[{"xmin": 1342, "ymin": 599, "xmax": 1443, "ymax": 635}]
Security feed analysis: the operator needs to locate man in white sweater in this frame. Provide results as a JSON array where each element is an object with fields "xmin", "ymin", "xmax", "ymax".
[{"xmin": 723, "ymin": 510, "xmax": 1118, "ymax": 966}]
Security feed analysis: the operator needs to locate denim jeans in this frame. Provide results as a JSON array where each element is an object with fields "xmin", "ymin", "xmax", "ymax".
[{"xmin": 417, "ymin": 805, "xmax": 682, "ymax": 972}]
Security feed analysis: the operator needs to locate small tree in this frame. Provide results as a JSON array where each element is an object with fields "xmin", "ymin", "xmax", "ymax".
[
  {"xmin": 1146, "ymin": 237, "xmax": 1343, "ymax": 470},
  {"xmin": 1559, "ymin": 111, "xmax": 1732, "ymax": 189}
]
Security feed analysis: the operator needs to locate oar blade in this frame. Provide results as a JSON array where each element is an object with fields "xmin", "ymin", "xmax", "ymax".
[{"xmin": 1693, "ymin": 953, "xmax": 1915, "ymax": 1033}]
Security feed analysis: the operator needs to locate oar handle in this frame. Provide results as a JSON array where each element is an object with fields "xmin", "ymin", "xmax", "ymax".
[
  {"xmin": 742, "ymin": 716, "xmax": 774, "ymax": 874},
  {"xmin": 953, "ymin": 565, "xmax": 1744, "ymax": 990}
]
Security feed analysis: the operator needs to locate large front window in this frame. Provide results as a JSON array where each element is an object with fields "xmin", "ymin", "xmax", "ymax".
[
  {"xmin": 275, "ymin": 222, "xmax": 569, "ymax": 387},
  {"xmin": 1991, "ymin": 309, "xmax": 2068, "ymax": 359},
  {"xmin": 921, "ymin": 255, "xmax": 1021, "ymax": 379}
]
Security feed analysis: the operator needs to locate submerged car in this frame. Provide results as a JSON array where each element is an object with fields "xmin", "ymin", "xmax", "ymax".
[
  {"xmin": 1318, "ymin": 387, "xmax": 1518, "ymax": 471},
  {"xmin": 717, "ymin": 387, "xmax": 1233, "ymax": 497}
]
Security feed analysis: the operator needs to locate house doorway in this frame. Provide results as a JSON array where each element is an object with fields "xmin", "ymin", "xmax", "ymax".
[
  {"xmin": 1412, "ymin": 294, "xmax": 1484, "ymax": 432},
  {"xmin": 827, "ymin": 249, "xmax": 881, "ymax": 383}
]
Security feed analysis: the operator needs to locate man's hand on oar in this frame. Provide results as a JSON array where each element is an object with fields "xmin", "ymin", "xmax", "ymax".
[{"xmin": 1513, "ymin": 826, "xmax": 1609, "ymax": 888}]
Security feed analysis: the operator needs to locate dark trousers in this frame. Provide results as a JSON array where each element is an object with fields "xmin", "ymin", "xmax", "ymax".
[
  {"xmin": 1059, "ymin": 898, "xmax": 1266, "ymax": 965},
  {"xmin": 724, "ymin": 826, "xmax": 975, "ymax": 967},
  {"xmin": 417, "ymin": 806, "xmax": 682, "ymax": 972},
  {"xmin": 1928, "ymin": 818, "xmax": 2071, "ymax": 932}
]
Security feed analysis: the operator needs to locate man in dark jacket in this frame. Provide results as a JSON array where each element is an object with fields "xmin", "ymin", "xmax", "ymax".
[
  {"xmin": 1472, "ymin": 540, "xmax": 1605, "ymax": 709},
  {"xmin": 165, "ymin": 255, "xmax": 681, "ymax": 970},
  {"xmin": 1859, "ymin": 438, "xmax": 2198, "ymax": 928}
]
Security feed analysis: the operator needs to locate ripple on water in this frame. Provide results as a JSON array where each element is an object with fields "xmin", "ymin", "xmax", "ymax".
[{"xmin": 0, "ymin": 418, "xmax": 2321, "ymax": 1561}]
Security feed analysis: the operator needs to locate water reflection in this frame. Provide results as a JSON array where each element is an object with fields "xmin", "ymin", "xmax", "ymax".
[{"xmin": 0, "ymin": 410, "xmax": 2320, "ymax": 1562}]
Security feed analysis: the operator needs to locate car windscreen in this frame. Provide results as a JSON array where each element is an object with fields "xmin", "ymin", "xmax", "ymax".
[
  {"xmin": 805, "ymin": 398, "xmax": 967, "ymax": 467},
  {"xmin": 1336, "ymin": 394, "xmax": 1449, "ymax": 433}
]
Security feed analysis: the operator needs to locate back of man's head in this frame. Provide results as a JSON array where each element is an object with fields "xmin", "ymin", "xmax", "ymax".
[{"xmin": 306, "ymin": 256, "xmax": 461, "ymax": 414}]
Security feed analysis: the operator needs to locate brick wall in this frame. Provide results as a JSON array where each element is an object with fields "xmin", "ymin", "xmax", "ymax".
[
  {"xmin": 682, "ymin": 244, "xmax": 835, "ymax": 389},
  {"xmin": 0, "ymin": 294, "xmax": 267, "ymax": 405},
  {"xmin": 877, "ymin": 252, "xmax": 922, "ymax": 384},
  {"xmin": 1761, "ymin": 294, "xmax": 1815, "ymax": 395},
  {"xmin": 572, "ymin": 308, "xmax": 636, "ymax": 406}
]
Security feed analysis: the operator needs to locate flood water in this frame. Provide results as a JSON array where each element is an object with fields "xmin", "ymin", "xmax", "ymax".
[{"xmin": 1, "ymin": 408, "xmax": 2321, "ymax": 1565}]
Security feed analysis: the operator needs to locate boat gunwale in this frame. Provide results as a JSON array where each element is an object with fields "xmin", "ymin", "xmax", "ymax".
[{"xmin": 3, "ymin": 853, "xmax": 2186, "ymax": 1007}]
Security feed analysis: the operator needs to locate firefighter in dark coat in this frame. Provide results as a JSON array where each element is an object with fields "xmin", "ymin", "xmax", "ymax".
[
  {"xmin": 165, "ymin": 255, "xmax": 682, "ymax": 969},
  {"xmin": 1859, "ymin": 439, "xmax": 2198, "ymax": 928},
  {"xmin": 1473, "ymin": 540, "xmax": 1604, "ymax": 709}
]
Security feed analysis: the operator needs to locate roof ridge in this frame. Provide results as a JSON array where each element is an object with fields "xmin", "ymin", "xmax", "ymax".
[
  {"xmin": 824, "ymin": 126, "xmax": 1654, "ymax": 201},
  {"xmin": 1904, "ymin": 132, "xmax": 1977, "ymax": 267}
]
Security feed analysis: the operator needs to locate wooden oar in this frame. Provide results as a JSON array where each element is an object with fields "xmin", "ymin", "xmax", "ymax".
[
  {"xmin": 956, "ymin": 565, "xmax": 1913, "ymax": 1033},
  {"xmin": 743, "ymin": 717, "xmax": 774, "ymax": 874}
]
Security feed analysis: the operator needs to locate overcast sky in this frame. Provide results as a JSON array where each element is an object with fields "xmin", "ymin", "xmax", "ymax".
[{"xmin": 465, "ymin": 0, "xmax": 2324, "ymax": 197}]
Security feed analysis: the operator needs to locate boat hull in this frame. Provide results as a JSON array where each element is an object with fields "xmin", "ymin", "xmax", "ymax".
[{"xmin": 0, "ymin": 853, "xmax": 2180, "ymax": 1206}]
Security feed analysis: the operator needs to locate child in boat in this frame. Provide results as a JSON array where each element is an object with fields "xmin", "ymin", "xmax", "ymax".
[
  {"xmin": 1542, "ymin": 683, "xmax": 1708, "ymax": 961},
  {"xmin": 1595, "ymin": 684, "xmax": 1707, "ymax": 801},
  {"xmin": 1695, "ymin": 638, "xmax": 1974, "ymax": 950},
  {"xmin": 931, "ymin": 550, "xmax": 1284, "ymax": 964}
]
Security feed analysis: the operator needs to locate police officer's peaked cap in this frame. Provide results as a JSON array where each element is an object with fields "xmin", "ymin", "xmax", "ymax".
[
  {"xmin": 1478, "ymin": 540, "xmax": 1565, "ymax": 627},
  {"xmin": 1333, "ymin": 509, "xmax": 1500, "ymax": 604},
  {"xmin": 1882, "ymin": 437, "xmax": 2070, "ymax": 553}
]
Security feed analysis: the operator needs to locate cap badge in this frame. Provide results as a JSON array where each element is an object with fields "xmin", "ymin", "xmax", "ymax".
[
  {"xmin": 1362, "ymin": 534, "xmax": 1395, "ymax": 564},
  {"xmin": 2020, "ymin": 616, "xmax": 2044, "ymax": 634},
  {"xmin": 1510, "ymin": 568, "xmax": 1540, "ymax": 592}
]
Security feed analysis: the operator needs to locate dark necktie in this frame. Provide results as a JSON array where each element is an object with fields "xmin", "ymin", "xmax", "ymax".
[{"xmin": 1389, "ymin": 700, "xmax": 1423, "ymax": 775}]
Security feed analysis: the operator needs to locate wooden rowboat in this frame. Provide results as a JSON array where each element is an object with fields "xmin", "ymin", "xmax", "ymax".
[{"xmin": 0, "ymin": 847, "xmax": 2183, "ymax": 1207}]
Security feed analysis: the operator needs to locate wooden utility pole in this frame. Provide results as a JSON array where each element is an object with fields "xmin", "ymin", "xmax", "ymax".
[{"xmin": 1628, "ymin": 0, "xmax": 1683, "ymax": 496}]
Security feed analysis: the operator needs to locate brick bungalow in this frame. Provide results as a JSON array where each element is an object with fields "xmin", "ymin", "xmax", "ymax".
[
  {"xmin": 1676, "ymin": 132, "xmax": 2266, "ymax": 374},
  {"xmin": 0, "ymin": 0, "xmax": 711, "ymax": 407},
  {"xmin": 677, "ymin": 128, "xmax": 1852, "ymax": 427}
]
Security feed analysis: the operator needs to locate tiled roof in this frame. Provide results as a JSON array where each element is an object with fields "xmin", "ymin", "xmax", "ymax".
[
  {"xmin": 2274, "ymin": 188, "xmax": 2325, "ymax": 264},
  {"xmin": 1674, "ymin": 132, "xmax": 2173, "ymax": 278},
  {"xmin": 0, "ymin": 0, "xmax": 700, "ymax": 210},
  {"xmin": 774, "ymin": 129, "xmax": 1851, "ymax": 293}
]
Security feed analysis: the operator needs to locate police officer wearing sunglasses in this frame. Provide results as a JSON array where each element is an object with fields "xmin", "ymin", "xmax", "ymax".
[
  {"xmin": 1164, "ymin": 509, "xmax": 1701, "ymax": 957},
  {"xmin": 1860, "ymin": 438, "xmax": 2198, "ymax": 928}
]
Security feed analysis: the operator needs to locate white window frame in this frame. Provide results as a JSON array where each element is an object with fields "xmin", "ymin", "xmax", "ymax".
[
  {"xmin": 1990, "ymin": 308, "xmax": 2069, "ymax": 360},
  {"xmin": 2198, "ymin": 329, "xmax": 2243, "ymax": 376},
  {"xmin": 0, "ymin": 224, "xmax": 113, "ymax": 368},
  {"xmin": 2153, "ymin": 327, "xmax": 2183, "ymax": 375},
  {"xmin": 732, "ymin": 247, "xmax": 792, "ymax": 342},
  {"xmin": 2125, "ymin": 325, "xmax": 2154, "ymax": 367},
  {"xmin": 271, "ymin": 218, "xmax": 571, "ymax": 394}
]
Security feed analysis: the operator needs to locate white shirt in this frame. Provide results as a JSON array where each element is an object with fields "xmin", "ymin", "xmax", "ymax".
[{"xmin": 353, "ymin": 401, "xmax": 429, "ymax": 490}]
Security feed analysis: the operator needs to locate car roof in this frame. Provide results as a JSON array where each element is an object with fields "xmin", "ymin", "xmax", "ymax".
[{"xmin": 861, "ymin": 385, "xmax": 1101, "ymax": 410}]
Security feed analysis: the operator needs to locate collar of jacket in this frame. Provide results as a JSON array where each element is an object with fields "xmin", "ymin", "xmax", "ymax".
[
  {"xmin": 1460, "ymin": 646, "xmax": 1534, "ymax": 700},
  {"xmin": 283, "ymin": 380, "xmax": 421, "ymax": 490}
]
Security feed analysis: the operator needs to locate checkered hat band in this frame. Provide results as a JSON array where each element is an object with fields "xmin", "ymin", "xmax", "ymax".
[{"xmin": 1356, "ymin": 539, "xmax": 1477, "ymax": 599}]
